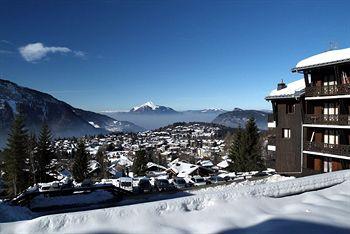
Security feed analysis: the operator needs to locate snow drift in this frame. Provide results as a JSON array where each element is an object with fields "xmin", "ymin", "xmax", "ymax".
[{"xmin": 1, "ymin": 170, "xmax": 350, "ymax": 233}]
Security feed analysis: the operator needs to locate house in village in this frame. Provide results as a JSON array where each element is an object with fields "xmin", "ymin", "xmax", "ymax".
[{"xmin": 166, "ymin": 159, "xmax": 213, "ymax": 178}]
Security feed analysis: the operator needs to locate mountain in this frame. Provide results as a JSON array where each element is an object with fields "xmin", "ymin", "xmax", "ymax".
[
  {"xmin": 184, "ymin": 109, "xmax": 226, "ymax": 114},
  {"xmin": 73, "ymin": 108, "xmax": 144, "ymax": 133},
  {"xmin": 105, "ymin": 106, "xmax": 227, "ymax": 130},
  {"xmin": 212, "ymin": 108, "xmax": 269, "ymax": 130},
  {"xmin": 0, "ymin": 79, "xmax": 143, "ymax": 147},
  {"xmin": 130, "ymin": 101, "xmax": 178, "ymax": 114}
]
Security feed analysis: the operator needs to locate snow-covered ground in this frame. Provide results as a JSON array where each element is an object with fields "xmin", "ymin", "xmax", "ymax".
[{"xmin": 1, "ymin": 171, "xmax": 350, "ymax": 233}]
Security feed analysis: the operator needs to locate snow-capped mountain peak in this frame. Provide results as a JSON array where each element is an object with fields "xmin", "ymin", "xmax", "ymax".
[
  {"xmin": 130, "ymin": 101, "xmax": 177, "ymax": 114},
  {"xmin": 132, "ymin": 101, "xmax": 159, "ymax": 111},
  {"xmin": 200, "ymin": 108, "xmax": 225, "ymax": 113}
]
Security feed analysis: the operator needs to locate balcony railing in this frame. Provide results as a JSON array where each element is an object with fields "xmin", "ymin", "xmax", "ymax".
[
  {"xmin": 304, "ymin": 141, "xmax": 350, "ymax": 157},
  {"xmin": 305, "ymin": 84, "xmax": 350, "ymax": 97},
  {"xmin": 304, "ymin": 114, "xmax": 350, "ymax": 125}
]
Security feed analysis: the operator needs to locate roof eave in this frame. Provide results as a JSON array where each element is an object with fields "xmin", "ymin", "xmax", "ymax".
[
  {"xmin": 291, "ymin": 58, "xmax": 350, "ymax": 73},
  {"xmin": 265, "ymin": 90, "xmax": 305, "ymax": 101}
]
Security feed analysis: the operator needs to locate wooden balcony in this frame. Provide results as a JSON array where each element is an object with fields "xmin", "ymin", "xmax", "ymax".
[
  {"xmin": 304, "ymin": 114, "xmax": 350, "ymax": 125},
  {"xmin": 305, "ymin": 84, "xmax": 350, "ymax": 97},
  {"xmin": 304, "ymin": 141, "xmax": 350, "ymax": 157}
]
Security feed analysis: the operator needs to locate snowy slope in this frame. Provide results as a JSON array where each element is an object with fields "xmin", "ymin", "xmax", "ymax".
[
  {"xmin": 1, "ymin": 170, "xmax": 350, "ymax": 233},
  {"xmin": 0, "ymin": 79, "xmax": 144, "ymax": 147}
]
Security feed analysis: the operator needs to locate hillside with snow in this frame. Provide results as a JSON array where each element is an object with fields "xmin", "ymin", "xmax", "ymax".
[
  {"xmin": 1, "ymin": 170, "xmax": 350, "ymax": 233},
  {"xmin": 0, "ymin": 79, "xmax": 143, "ymax": 147}
]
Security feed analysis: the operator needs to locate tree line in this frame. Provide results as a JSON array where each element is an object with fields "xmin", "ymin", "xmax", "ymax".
[{"xmin": 0, "ymin": 114, "xmax": 110, "ymax": 197}]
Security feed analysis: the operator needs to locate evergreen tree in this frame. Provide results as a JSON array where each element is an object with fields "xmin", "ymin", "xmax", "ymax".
[
  {"xmin": 3, "ymin": 115, "xmax": 29, "ymax": 195},
  {"xmin": 228, "ymin": 126, "xmax": 246, "ymax": 172},
  {"xmin": 228, "ymin": 118, "xmax": 265, "ymax": 172},
  {"xmin": 72, "ymin": 140, "xmax": 89, "ymax": 182},
  {"xmin": 28, "ymin": 134, "xmax": 37, "ymax": 185},
  {"xmin": 96, "ymin": 147, "xmax": 109, "ymax": 179},
  {"xmin": 36, "ymin": 124, "xmax": 53, "ymax": 182},
  {"xmin": 244, "ymin": 117, "xmax": 265, "ymax": 171},
  {"xmin": 132, "ymin": 150, "xmax": 148, "ymax": 176}
]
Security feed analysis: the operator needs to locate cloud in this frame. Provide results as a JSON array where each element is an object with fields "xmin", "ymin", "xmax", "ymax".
[
  {"xmin": 0, "ymin": 40, "xmax": 14, "ymax": 45},
  {"xmin": 0, "ymin": 49, "xmax": 14, "ymax": 54},
  {"xmin": 74, "ymin": 50, "xmax": 86, "ymax": 58},
  {"xmin": 18, "ymin": 42, "xmax": 85, "ymax": 62}
]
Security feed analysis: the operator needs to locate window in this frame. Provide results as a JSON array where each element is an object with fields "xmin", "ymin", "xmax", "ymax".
[
  {"xmin": 286, "ymin": 104, "xmax": 295, "ymax": 114},
  {"xmin": 282, "ymin": 128, "xmax": 291, "ymax": 139},
  {"xmin": 324, "ymin": 130, "xmax": 339, "ymax": 145}
]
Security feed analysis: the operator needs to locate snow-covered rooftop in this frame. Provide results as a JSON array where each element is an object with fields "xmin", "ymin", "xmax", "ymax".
[
  {"xmin": 169, "ymin": 161, "xmax": 199, "ymax": 178},
  {"xmin": 293, "ymin": 48, "xmax": 350, "ymax": 71},
  {"xmin": 266, "ymin": 79, "xmax": 305, "ymax": 100}
]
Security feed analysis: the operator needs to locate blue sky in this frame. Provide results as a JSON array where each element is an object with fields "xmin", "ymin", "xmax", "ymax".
[{"xmin": 1, "ymin": 0, "xmax": 350, "ymax": 112}]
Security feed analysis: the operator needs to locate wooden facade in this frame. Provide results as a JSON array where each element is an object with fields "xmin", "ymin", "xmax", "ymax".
[
  {"xmin": 270, "ymin": 99, "xmax": 303, "ymax": 174},
  {"xmin": 301, "ymin": 61, "xmax": 350, "ymax": 172},
  {"xmin": 267, "ymin": 57, "xmax": 350, "ymax": 175}
]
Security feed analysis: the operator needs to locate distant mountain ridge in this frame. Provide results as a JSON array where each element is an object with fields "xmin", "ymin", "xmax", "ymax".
[
  {"xmin": 212, "ymin": 108, "xmax": 269, "ymax": 130},
  {"xmin": 130, "ymin": 101, "xmax": 178, "ymax": 114},
  {"xmin": 0, "ymin": 79, "xmax": 143, "ymax": 147}
]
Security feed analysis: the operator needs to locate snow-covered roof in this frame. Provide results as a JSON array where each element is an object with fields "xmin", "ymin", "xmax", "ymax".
[
  {"xmin": 197, "ymin": 160, "xmax": 214, "ymax": 167},
  {"xmin": 146, "ymin": 162, "xmax": 167, "ymax": 171},
  {"xmin": 266, "ymin": 79, "xmax": 305, "ymax": 100},
  {"xmin": 293, "ymin": 48, "xmax": 350, "ymax": 71},
  {"xmin": 217, "ymin": 160, "xmax": 229, "ymax": 169},
  {"xmin": 169, "ymin": 161, "xmax": 199, "ymax": 178}
]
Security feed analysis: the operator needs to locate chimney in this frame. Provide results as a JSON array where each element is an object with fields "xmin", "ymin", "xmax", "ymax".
[{"xmin": 277, "ymin": 79, "xmax": 287, "ymax": 90}]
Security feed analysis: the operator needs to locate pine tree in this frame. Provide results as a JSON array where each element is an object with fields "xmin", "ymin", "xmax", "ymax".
[
  {"xmin": 3, "ymin": 115, "xmax": 29, "ymax": 195},
  {"xmin": 132, "ymin": 150, "xmax": 148, "ymax": 176},
  {"xmin": 36, "ymin": 124, "xmax": 53, "ymax": 183},
  {"xmin": 228, "ymin": 118, "xmax": 265, "ymax": 172},
  {"xmin": 228, "ymin": 126, "xmax": 246, "ymax": 172},
  {"xmin": 72, "ymin": 140, "xmax": 89, "ymax": 182},
  {"xmin": 28, "ymin": 134, "xmax": 37, "ymax": 185},
  {"xmin": 244, "ymin": 117, "xmax": 265, "ymax": 171},
  {"xmin": 96, "ymin": 147, "xmax": 109, "ymax": 179}
]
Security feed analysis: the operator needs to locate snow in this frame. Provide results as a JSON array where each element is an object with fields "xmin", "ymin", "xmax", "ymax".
[
  {"xmin": 268, "ymin": 79, "xmax": 305, "ymax": 98},
  {"xmin": 295, "ymin": 47, "xmax": 350, "ymax": 70},
  {"xmin": 108, "ymin": 152, "xmax": 133, "ymax": 167},
  {"xmin": 88, "ymin": 160, "xmax": 99, "ymax": 173},
  {"xmin": 1, "ymin": 170, "xmax": 350, "ymax": 233},
  {"xmin": 217, "ymin": 160, "xmax": 229, "ymax": 169},
  {"xmin": 146, "ymin": 162, "xmax": 167, "ymax": 171},
  {"xmin": 169, "ymin": 161, "xmax": 199, "ymax": 178},
  {"xmin": 7, "ymin": 99, "xmax": 18, "ymax": 114},
  {"xmin": 132, "ymin": 101, "xmax": 159, "ymax": 111},
  {"xmin": 88, "ymin": 121, "xmax": 100, "ymax": 128}
]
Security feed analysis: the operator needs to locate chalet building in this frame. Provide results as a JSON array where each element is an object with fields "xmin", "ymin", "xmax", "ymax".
[{"xmin": 266, "ymin": 48, "xmax": 350, "ymax": 174}]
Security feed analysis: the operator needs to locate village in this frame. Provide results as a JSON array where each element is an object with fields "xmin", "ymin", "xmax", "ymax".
[{"xmin": 2, "ymin": 122, "xmax": 277, "ymax": 211}]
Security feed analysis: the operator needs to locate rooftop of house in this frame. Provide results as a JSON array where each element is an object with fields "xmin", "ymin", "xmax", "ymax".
[
  {"xmin": 265, "ymin": 79, "xmax": 305, "ymax": 100},
  {"xmin": 292, "ymin": 47, "xmax": 350, "ymax": 72}
]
